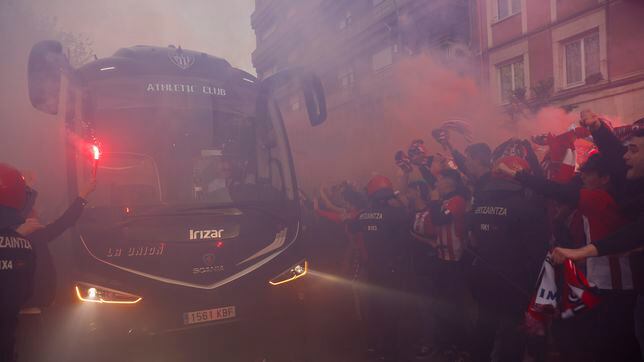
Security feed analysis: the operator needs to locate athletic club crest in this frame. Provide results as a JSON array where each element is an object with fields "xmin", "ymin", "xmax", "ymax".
[
  {"xmin": 202, "ymin": 253, "xmax": 216, "ymax": 266},
  {"xmin": 169, "ymin": 52, "xmax": 195, "ymax": 70}
]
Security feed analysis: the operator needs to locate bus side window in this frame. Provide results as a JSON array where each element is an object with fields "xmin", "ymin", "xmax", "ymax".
[
  {"xmin": 269, "ymin": 158, "xmax": 284, "ymax": 193},
  {"xmin": 110, "ymin": 184, "xmax": 158, "ymax": 206}
]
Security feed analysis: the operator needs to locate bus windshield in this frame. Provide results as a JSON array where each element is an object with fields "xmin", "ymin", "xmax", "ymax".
[{"xmin": 84, "ymin": 81, "xmax": 294, "ymax": 208}]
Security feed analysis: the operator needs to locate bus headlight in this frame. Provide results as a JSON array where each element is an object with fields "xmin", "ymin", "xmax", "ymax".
[
  {"xmin": 269, "ymin": 260, "xmax": 308, "ymax": 286},
  {"xmin": 75, "ymin": 283, "xmax": 142, "ymax": 304}
]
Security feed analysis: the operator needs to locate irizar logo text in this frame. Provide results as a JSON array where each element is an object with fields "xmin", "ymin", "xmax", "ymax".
[{"xmin": 189, "ymin": 229, "xmax": 224, "ymax": 240}]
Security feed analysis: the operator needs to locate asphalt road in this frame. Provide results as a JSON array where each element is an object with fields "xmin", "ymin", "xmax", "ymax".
[
  {"xmin": 14, "ymin": 220, "xmax": 435, "ymax": 362},
  {"xmin": 16, "ymin": 271, "xmax": 373, "ymax": 362}
]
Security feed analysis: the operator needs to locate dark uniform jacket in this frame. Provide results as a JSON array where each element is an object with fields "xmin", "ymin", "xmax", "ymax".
[
  {"xmin": 26, "ymin": 197, "xmax": 87, "ymax": 307},
  {"xmin": 468, "ymin": 178, "xmax": 548, "ymax": 313},
  {"xmin": 1, "ymin": 229, "xmax": 36, "ymax": 312},
  {"xmin": 351, "ymin": 201, "xmax": 408, "ymax": 275}
]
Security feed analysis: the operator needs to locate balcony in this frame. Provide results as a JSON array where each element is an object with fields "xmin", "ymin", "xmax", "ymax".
[
  {"xmin": 252, "ymin": 0, "xmax": 470, "ymax": 72},
  {"xmin": 342, "ymin": 0, "xmax": 402, "ymax": 40},
  {"xmin": 251, "ymin": 0, "xmax": 279, "ymax": 26},
  {"xmin": 252, "ymin": 2, "xmax": 317, "ymax": 68}
]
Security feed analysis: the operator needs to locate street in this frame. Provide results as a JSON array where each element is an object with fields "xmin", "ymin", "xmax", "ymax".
[{"xmin": 15, "ymin": 220, "xmax": 437, "ymax": 362}]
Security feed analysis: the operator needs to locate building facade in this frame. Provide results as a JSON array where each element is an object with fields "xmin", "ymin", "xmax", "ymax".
[
  {"xmin": 251, "ymin": 0, "xmax": 644, "ymax": 191},
  {"xmin": 251, "ymin": 0, "xmax": 472, "ymax": 190},
  {"xmin": 475, "ymin": 0, "xmax": 644, "ymax": 121}
]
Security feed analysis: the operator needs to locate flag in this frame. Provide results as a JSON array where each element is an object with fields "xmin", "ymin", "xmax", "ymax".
[
  {"xmin": 524, "ymin": 253, "xmax": 600, "ymax": 335},
  {"xmin": 524, "ymin": 253, "xmax": 557, "ymax": 336},
  {"xmin": 560, "ymin": 259, "xmax": 600, "ymax": 319}
]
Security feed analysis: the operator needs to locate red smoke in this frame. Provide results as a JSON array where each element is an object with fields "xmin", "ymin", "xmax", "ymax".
[{"xmin": 286, "ymin": 54, "xmax": 623, "ymax": 192}]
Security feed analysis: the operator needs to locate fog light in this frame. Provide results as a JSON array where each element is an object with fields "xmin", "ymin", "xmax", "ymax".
[
  {"xmin": 75, "ymin": 283, "xmax": 142, "ymax": 304},
  {"xmin": 269, "ymin": 260, "xmax": 308, "ymax": 286}
]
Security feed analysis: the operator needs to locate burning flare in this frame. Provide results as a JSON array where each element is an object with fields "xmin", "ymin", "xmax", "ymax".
[{"xmin": 92, "ymin": 144, "xmax": 101, "ymax": 161}]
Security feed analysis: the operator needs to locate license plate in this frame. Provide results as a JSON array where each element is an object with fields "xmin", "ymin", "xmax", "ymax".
[{"xmin": 183, "ymin": 306, "xmax": 236, "ymax": 325}]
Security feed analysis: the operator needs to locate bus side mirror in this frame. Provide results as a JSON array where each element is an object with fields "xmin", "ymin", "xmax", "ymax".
[
  {"xmin": 27, "ymin": 40, "xmax": 68, "ymax": 115},
  {"xmin": 258, "ymin": 68, "xmax": 327, "ymax": 127},
  {"xmin": 301, "ymin": 73, "xmax": 326, "ymax": 127}
]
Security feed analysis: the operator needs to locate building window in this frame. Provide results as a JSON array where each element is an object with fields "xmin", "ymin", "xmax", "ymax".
[
  {"xmin": 260, "ymin": 23, "xmax": 276, "ymax": 41},
  {"xmin": 289, "ymin": 95, "xmax": 300, "ymax": 112},
  {"xmin": 339, "ymin": 11, "xmax": 352, "ymax": 30},
  {"xmin": 498, "ymin": 58, "xmax": 525, "ymax": 103},
  {"xmin": 372, "ymin": 47, "xmax": 393, "ymax": 71},
  {"xmin": 338, "ymin": 68, "xmax": 355, "ymax": 88},
  {"xmin": 287, "ymin": 50, "xmax": 299, "ymax": 64},
  {"xmin": 262, "ymin": 66, "xmax": 277, "ymax": 80},
  {"xmin": 564, "ymin": 32, "xmax": 600, "ymax": 87},
  {"xmin": 498, "ymin": 0, "xmax": 521, "ymax": 20}
]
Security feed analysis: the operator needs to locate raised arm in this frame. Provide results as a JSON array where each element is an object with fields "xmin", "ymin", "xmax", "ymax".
[
  {"xmin": 582, "ymin": 111, "xmax": 628, "ymax": 186},
  {"xmin": 319, "ymin": 184, "xmax": 346, "ymax": 214},
  {"xmin": 29, "ymin": 179, "xmax": 96, "ymax": 244},
  {"xmin": 513, "ymin": 170, "xmax": 581, "ymax": 207}
]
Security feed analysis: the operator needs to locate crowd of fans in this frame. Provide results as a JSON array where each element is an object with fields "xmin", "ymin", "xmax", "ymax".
[
  {"xmin": 309, "ymin": 110, "xmax": 644, "ymax": 362},
  {"xmin": 2, "ymin": 109, "xmax": 643, "ymax": 362}
]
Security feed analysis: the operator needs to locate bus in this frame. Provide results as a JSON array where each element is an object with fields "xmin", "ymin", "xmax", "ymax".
[{"xmin": 27, "ymin": 40, "xmax": 326, "ymax": 337}]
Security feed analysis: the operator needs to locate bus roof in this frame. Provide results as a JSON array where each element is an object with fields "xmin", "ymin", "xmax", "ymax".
[
  {"xmin": 76, "ymin": 45, "xmax": 257, "ymax": 84},
  {"xmin": 76, "ymin": 45, "xmax": 258, "ymax": 115}
]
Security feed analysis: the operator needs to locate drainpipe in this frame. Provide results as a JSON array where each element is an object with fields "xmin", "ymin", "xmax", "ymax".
[
  {"xmin": 390, "ymin": 0, "xmax": 401, "ymax": 52},
  {"xmin": 604, "ymin": 0, "xmax": 611, "ymax": 82}
]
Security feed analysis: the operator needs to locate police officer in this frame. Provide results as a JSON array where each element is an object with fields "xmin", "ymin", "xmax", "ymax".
[
  {"xmin": 18, "ymin": 177, "xmax": 96, "ymax": 310},
  {"xmin": 468, "ymin": 141, "xmax": 548, "ymax": 362},
  {"xmin": 0, "ymin": 164, "xmax": 37, "ymax": 362},
  {"xmin": 351, "ymin": 175, "xmax": 408, "ymax": 362}
]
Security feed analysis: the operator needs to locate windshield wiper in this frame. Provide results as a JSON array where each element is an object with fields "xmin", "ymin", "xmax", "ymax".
[
  {"xmin": 178, "ymin": 202, "xmax": 291, "ymax": 223},
  {"xmin": 112, "ymin": 201, "xmax": 292, "ymax": 227},
  {"xmin": 112, "ymin": 204, "xmax": 239, "ymax": 227},
  {"xmin": 115, "ymin": 202, "xmax": 288, "ymax": 225}
]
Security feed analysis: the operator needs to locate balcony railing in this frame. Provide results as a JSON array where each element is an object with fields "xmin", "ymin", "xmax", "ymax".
[
  {"xmin": 253, "ymin": 0, "xmax": 403, "ymax": 65},
  {"xmin": 252, "ymin": 0, "xmax": 468, "ymax": 72}
]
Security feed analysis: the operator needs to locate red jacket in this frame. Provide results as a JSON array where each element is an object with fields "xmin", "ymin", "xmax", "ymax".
[
  {"xmin": 430, "ymin": 195, "xmax": 467, "ymax": 262},
  {"xmin": 577, "ymin": 189, "xmax": 633, "ymax": 290},
  {"xmin": 515, "ymin": 172, "xmax": 634, "ymax": 290}
]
